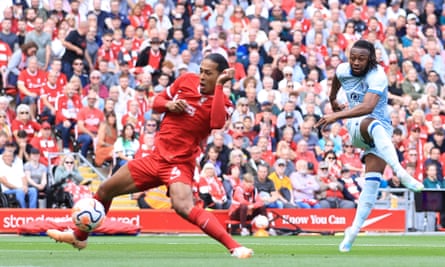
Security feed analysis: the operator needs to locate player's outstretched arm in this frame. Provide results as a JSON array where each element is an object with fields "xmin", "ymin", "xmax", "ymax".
[
  {"xmin": 329, "ymin": 75, "xmax": 344, "ymax": 112},
  {"xmin": 210, "ymin": 68, "xmax": 235, "ymax": 129}
]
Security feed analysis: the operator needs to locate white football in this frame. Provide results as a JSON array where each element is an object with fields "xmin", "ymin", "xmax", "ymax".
[
  {"xmin": 72, "ymin": 198, "xmax": 106, "ymax": 232},
  {"xmin": 253, "ymin": 215, "xmax": 269, "ymax": 229}
]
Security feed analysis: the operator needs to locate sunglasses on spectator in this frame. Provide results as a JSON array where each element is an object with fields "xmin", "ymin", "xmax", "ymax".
[
  {"xmin": 65, "ymin": 161, "xmax": 74, "ymax": 164},
  {"xmin": 146, "ymin": 124, "xmax": 156, "ymax": 127},
  {"xmin": 19, "ymin": 111, "xmax": 29, "ymax": 114}
]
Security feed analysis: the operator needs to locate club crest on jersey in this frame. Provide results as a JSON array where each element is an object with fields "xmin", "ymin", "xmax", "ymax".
[
  {"xmin": 185, "ymin": 104, "xmax": 196, "ymax": 116},
  {"xmin": 199, "ymin": 97, "xmax": 207, "ymax": 105}
]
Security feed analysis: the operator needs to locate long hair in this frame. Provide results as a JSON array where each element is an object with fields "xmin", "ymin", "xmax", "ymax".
[
  {"xmin": 204, "ymin": 53, "xmax": 229, "ymax": 73},
  {"xmin": 351, "ymin": 40, "xmax": 378, "ymax": 72}
]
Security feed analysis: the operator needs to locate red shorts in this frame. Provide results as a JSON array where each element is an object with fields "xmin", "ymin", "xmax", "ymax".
[{"xmin": 127, "ymin": 150, "xmax": 195, "ymax": 191}]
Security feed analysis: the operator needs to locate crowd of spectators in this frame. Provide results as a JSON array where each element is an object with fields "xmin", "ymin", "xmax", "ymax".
[{"xmin": 0, "ymin": 0, "xmax": 444, "ymax": 215}]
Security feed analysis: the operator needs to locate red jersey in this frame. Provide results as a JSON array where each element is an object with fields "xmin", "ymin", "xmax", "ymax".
[
  {"xmin": 39, "ymin": 81, "xmax": 63, "ymax": 113},
  {"xmin": 135, "ymin": 144, "xmax": 154, "ymax": 159},
  {"xmin": 228, "ymin": 184, "xmax": 263, "ymax": 216},
  {"xmin": 55, "ymin": 94, "xmax": 82, "ymax": 124},
  {"xmin": 129, "ymin": 95, "xmax": 151, "ymax": 116},
  {"xmin": 142, "ymin": 4, "xmax": 153, "ymax": 18},
  {"xmin": 0, "ymin": 41, "xmax": 12, "ymax": 68},
  {"xmin": 152, "ymin": 73, "xmax": 232, "ymax": 163},
  {"xmin": 111, "ymin": 40, "xmax": 123, "ymax": 56},
  {"xmin": 121, "ymin": 112, "xmax": 144, "ymax": 134},
  {"xmin": 97, "ymin": 46, "xmax": 117, "ymax": 63},
  {"xmin": 11, "ymin": 119, "xmax": 41, "ymax": 142},
  {"xmin": 25, "ymin": 21, "xmax": 35, "ymax": 32},
  {"xmin": 290, "ymin": 18, "xmax": 312, "ymax": 34},
  {"xmin": 295, "ymin": 151, "xmax": 319, "ymax": 171},
  {"xmin": 17, "ymin": 69, "xmax": 46, "ymax": 98},
  {"xmin": 57, "ymin": 73, "xmax": 68, "ymax": 89},
  {"xmin": 120, "ymin": 48, "xmax": 138, "ymax": 69},
  {"xmin": 30, "ymin": 135, "xmax": 59, "ymax": 166},
  {"xmin": 338, "ymin": 153, "xmax": 363, "ymax": 174},
  {"xmin": 198, "ymin": 175, "xmax": 227, "ymax": 204},
  {"xmin": 319, "ymin": 175, "xmax": 344, "ymax": 199},
  {"xmin": 77, "ymin": 107, "xmax": 104, "ymax": 134},
  {"xmin": 129, "ymin": 15, "xmax": 147, "ymax": 29},
  {"xmin": 148, "ymin": 50, "xmax": 162, "ymax": 71}
]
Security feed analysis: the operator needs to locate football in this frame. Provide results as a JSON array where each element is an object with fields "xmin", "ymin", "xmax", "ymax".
[
  {"xmin": 72, "ymin": 198, "xmax": 106, "ymax": 232},
  {"xmin": 252, "ymin": 215, "xmax": 269, "ymax": 229}
]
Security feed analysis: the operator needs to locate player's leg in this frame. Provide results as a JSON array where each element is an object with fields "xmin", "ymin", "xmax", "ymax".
[
  {"xmin": 360, "ymin": 118, "xmax": 423, "ymax": 191},
  {"xmin": 169, "ymin": 182, "xmax": 253, "ymax": 258},
  {"xmin": 339, "ymin": 154, "xmax": 383, "ymax": 252},
  {"xmin": 47, "ymin": 164, "xmax": 140, "ymax": 248}
]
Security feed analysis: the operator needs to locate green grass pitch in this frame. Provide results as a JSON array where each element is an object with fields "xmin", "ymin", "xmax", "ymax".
[{"xmin": 0, "ymin": 235, "xmax": 444, "ymax": 267}]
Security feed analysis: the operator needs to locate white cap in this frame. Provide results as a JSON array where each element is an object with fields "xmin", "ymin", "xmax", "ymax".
[
  {"xmin": 177, "ymin": 63, "xmax": 188, "ymax": 71},
  {"xmin": 406, "ymin": 13, "xmax": 418, "ymax": 22},
  {"xmin": 228, "ymin": 41, "xmax": 237, "ymax": 49}
]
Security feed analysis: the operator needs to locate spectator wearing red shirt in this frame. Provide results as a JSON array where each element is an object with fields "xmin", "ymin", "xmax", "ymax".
[
  {"xmin": 135, "ymin": 37, "xmax": 166, "ymax": 73},
  {"xmin": 0, "ymin": 96, "xmax": 15, "ymax": 125},
  {"xmin": 289, "ymin": 7, "xmax": 311, "ymax": 34},
  {"xmin": 0, "ymin": 9, "xmax": 19, "ymax": 35},
  {"xmin": 129, "ymin": 3, "xmax": 148, "ymax": 29},
  {"xmin": 76, "ymin": 91, "xmax": 104, "ymax": 158},
  {"xmin": 118, "ymin": 38, "xmax": 138, "ymax": 70},
  {"xmin": 228, "ymin": 172, "xmax": 266, "ymax": 236},
  {"xmin": 11, "ymin": 104, "xmax": 41, "ymax": 142},
  {"xmin": 132, "ymin": 85, "xmax": 151, "ymax": 120},
  {"xmin": 0, "ymin": 40, "xmax": 12, "ymax": 73},
  {"xmin": 17, "ymin": 56, "xmax": 46, "ymax": 119},
  {"xmin": 402, "ymin": 148, "xmax": 423, "ymax": 181},
  {"xmin": 121, "ymin": 100, "xmax": 144, "ymax": 135},
  {"xmin": 39, "ymin": 70, "xmax": 63, "ymax": 125},
  {"xmin": 338, "ymin": 141, "xmax": 363, "ymax": 177},
  {"xmin": 294, "ymin": 139, "xmax": 319, "ymax": 172},
  {"xmin": 97, "ymin": 32, "xmax": 118, "ymax": 70},
  {"xmin": 30, "ymin": 121, "xmax": 59, "ymax": 167},
  {"xmin": 134, "ymin": 132, "xmax": 155, "ymax": 159},
  {"xmin": 55, "ymin": 83, "xmax": 82, "ymax": 152},
  {"xmin": 345, "ymin": 0, "xmax": 368, "ymax": 21},
  {"xmin": 50, "ymin": 59, "xmax": 68, "ymax": 89}
]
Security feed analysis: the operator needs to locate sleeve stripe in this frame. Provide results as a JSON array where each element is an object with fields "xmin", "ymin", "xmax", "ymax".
[
  {"xmin": 368, "ymin": 89, "xmax": 383, "ymax": 96},
  {"xmin": 166, "ymin": 86, "xmax": 173, "ymax": 99}
]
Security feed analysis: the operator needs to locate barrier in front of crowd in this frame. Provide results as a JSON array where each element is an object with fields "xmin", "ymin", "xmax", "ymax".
[{"xmin": 0, "ymin": 207, "xmax": 406, "ymax": 234}]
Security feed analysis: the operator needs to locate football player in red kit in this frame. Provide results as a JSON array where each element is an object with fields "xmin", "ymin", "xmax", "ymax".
[{"xmin": 47, "ymin": 53, "xmax": 254, "ymax": 258}]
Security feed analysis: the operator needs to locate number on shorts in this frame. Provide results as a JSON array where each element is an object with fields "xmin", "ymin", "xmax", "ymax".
[{"xmin": 169, "ymin": 166, "xmax": 181, "ymax": 180}]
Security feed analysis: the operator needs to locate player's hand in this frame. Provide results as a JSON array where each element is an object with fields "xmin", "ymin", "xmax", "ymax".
[
  {"xmin": 166, "ymin": 99, "xmax": 188, "ymax": 113},
  {"xmin": 216, "ymin": 68, "xmax": 235, "ymax": 85},
  {"xmin": 330, "ymin": 99, "xmax": 346, "ymax": 112},
  {"xmin": 315, "ymin": 113, "xmax": 338, "ymax": 128}
]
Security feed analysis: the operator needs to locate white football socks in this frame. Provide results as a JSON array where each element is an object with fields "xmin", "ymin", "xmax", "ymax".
[
  {"xmin": 348, "ymin": 173, "xmax": 381, "ymax": 239},
  {"xmin": 367, "ymin": 121, "xmax": 404, "ymax": 174},
  {"xmin": 367, "ymin": 121, "xmax": 423, "ymax": 191}
]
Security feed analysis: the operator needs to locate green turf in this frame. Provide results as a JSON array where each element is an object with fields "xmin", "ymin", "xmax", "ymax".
[{"xmin": 0, "ymin": 235, "xmax": 444, "ymax": 267}]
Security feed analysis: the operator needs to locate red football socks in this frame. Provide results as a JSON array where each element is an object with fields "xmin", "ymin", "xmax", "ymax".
[{"xmin": 188, "ymin": 206, "xmax": 240, "ymax": 251}]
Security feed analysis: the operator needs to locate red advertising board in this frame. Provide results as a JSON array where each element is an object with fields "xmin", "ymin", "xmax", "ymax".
[{"xmin": 0, "ymin": 208, "xmax": 406, "ymax": 234}]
